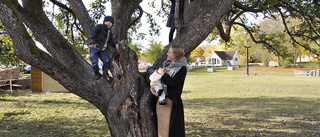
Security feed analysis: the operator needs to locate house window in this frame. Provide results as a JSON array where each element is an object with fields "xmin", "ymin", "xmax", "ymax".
[
  {"xmin": 211, "ymin": 58, "xmax": 218, "ymax": 64},
  {"xmin": 215, "ymin": 58, "xmax": 218, "ymax": 64},
  {"xmin": 208, "ymin": 58, "xmax": 220, "ymax": 65},
  {"xmin": 208, "ymin": 58, "xmax": 214, "ymax": 65},
  {"xmin": 235, "ymin": 58, "xmax": 238, "ymax": 61}
]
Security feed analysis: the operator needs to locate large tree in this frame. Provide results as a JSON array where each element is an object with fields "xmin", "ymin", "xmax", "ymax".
[{"xmin": 0, "ymin": 0, "xmax": 234, "ymax": 136}]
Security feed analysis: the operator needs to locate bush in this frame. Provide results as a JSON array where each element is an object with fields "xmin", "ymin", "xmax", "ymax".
[
  {"xmin": 297, "ymin": 61, "xmax": 320, "ymax": 68},
  {"xmin": 279, "ymin": 59, "xmax": 291, "ymax": 68},
  {"xmin": 311, "ymin": 58, "xmax": 320, "ymax": 62}
]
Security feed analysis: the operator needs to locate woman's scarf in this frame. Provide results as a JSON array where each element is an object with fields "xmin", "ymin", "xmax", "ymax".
[
  {"xmin": 163, "ymin": 57, "xmax": 188, "ymax": 77},
  {"xmin": 162, "ymin": 57, "xmax": 187, "ymax": 98}
]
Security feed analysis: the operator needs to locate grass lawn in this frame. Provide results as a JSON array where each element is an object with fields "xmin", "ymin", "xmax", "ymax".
[
  {"xmin": 1, "ymin": 66, "xmax": 319, "ymax": 136},
  {"xmin": 184, "ymin": 66, "xmax": 319, "ymax": 136}
]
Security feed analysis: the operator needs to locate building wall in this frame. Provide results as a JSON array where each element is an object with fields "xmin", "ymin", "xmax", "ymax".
[
  {"xmin": 207, "ymin": 53, "xmax": 223, "ymax": 67},
  {"xmin": 31, "ymin": 67, "xmax": 68, "ymax": 92},
  {"xmin": 269, "ymin": 60, "xmax": 279, "ymax": 67},
  {"xmin": 231, "ymin": 52, "xmax": 241, "ymax": 66},
  {"xmin": 207, "ymin": 51, "xmax": 241, "ymax": 66},
  {"xmin": 31, "ymin": 66, "xmax": 42, "ymax": 92},
  {"xmin": 296, "ymin": 55, "xmax": 317, "ymax": 62},
  {"xmin": 42, "ymin": 73, "xmax": 68, "ymax": 92}
]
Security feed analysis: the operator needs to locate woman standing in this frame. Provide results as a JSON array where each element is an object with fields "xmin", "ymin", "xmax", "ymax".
[{"xmin": 152, "ymin": 45, "xmax": 187, "ymax": 137}]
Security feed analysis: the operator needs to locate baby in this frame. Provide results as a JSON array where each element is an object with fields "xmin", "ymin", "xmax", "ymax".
[{"xmin": 147, "ymin": 66, "xmax": 167, "ymax": 105}]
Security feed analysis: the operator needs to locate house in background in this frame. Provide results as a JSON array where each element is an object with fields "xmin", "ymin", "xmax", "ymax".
[
  {"xmin": 31, "ymin": 66, "xmax": 68, "ymax": 92},
  {"xmin": 206, "ymin": 51, "xmax": 241, "ymax": 67},
  {"xmin": 195, "ymin": 56, "xmax": 206, "ymax": 62},
  {"xmin": 296, "ymin": 54, "xmax": 318, "ymax": 62}
]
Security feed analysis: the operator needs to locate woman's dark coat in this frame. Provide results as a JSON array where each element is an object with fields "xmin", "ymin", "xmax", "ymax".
[{"xmin": 161, "ymin": 66, "xmax": 187, "ymax": 137}]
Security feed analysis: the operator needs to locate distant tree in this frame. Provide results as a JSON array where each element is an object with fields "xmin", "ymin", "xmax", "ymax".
[
  {"xmin": 0, "ymin": 23, "xmax": 21, "ymax": 66},
  {"xmin": 258, "ymin": 15, "xmax": 291, "ymax": 61},
  {"xmin": 190, "ymin": 46, "xmax": 204, "ymax": 58},
  {"xmin": 203, "ymin": 46, "xmax": 213, "ymax": 58},
  {"xmin": 258, "ymin": 16, "xmax": 319, "ymax": 65},
  {"xmin": 141, "ymin": 39, "xmax": 164, "ymax": 64},
  {"xmin": 207, "ymin": 0, "xmax": 320, "ymax": 57},
  {"xmin": 217, "ymin": 25, "xmax": 251, "ymax": 64},
  {"xmin": 127, "ymin": 38, "xmax": 143, "ymax": 59}
]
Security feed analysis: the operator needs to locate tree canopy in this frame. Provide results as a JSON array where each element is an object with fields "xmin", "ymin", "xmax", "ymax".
[{"xmin": 207, "ymin": 0, "xmax": 320, "ymax": 57}]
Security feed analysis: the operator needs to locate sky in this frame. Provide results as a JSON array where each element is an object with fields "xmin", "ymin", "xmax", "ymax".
[
  {"xmin": 36, "ymin": 0, "xmax": 259, "ymax": 52},
  {"xmin": 35, "ymin": 0, "xmax": 170, "ymax": 51},
  {"xmin": 86, "ymin": 1, "xmax": 262, "ymax": 50},
  {"xmin": 85, "ymin": 1, "xmax": 173, "ymax": 49}
]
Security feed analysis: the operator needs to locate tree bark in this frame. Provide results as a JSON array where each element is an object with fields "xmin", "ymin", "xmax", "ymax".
[
  {"xmin": 68, "ymin": 0, "xmax": 95, "ymax": 37},
  {"xmin": 0, "ymin": 0, "xmax": 234, "ymax": 136},
  {"xmin": 154, "ymin": 0, "xmax": 236, "ymax": 67}
]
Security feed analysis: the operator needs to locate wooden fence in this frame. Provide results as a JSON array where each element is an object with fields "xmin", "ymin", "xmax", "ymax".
[{"xmin": 295, "ymin": 69, "xmax": 320, "ymax": 76}]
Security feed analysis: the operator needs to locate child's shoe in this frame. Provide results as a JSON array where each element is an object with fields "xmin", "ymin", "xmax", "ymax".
[
  {"xmin": 95, "ymin": 72, "xmax": 101, "ymax": 80},
  {"xmin": 103, "ymin": 73, "xmax": 113, "ymax": 82},
  {"xmin": 159, "ymin": 100, "xmax": 167, "ymax": 105}
]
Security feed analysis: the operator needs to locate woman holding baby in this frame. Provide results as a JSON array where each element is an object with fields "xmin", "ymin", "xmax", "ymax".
[{"xmin": 150, "ymin": 45, "xmax": 187, "ymax": 137}]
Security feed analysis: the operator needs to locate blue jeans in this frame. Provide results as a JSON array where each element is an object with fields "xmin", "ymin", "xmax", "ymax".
[{"xmin": 89, "ymin": 47, "xmax": 109, "ymax": 75}]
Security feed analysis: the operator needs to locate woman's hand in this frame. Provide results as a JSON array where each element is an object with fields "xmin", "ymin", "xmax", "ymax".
[{"xmin": 158, "ymin": 68, "xmax": 164, "ymax": 75}]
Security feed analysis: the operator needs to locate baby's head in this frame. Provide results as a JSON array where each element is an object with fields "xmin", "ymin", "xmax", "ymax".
[{"xmin": 146, "ymin": 66, "xmax": 158, "ymax": 76}]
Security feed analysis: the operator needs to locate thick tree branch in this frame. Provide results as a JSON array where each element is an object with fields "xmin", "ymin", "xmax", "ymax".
[
  {"xmin": 292, "ymin": 33, "xmax": 320, "ymax": 46},
  {"xmin": 216, "ymin": 22, "xmax": 231, "ymax": 41},
  {"xmin": 49, "ymin": 0, "xmax": 74, "ymax": 14},
  {"xmin": 218, "ymin": 0, "xmax": 262, "ymax": 44},
  {"xmin": 1, "ymin": 0, "xmax": 113, "ymax": 110},
  {"xmin": 0, "ymin": 0, "xmax": 87, "ymax": 87},
  {"xmin": 276, "ymin": 7, "xmax": 319, "ymax": 55},
  {"xmin": 233, "ymin": 22, "xmax": 281, "ymax": 56},
  {"xmin": 229, "ymin": 10, "xmax": 245, "ymax": 23},
  {"xmin": 278, "ymin": 0, "xmax": 320, "ymax": 38},
  {"xmin": 219, "ymin": 0, "xmax": 319, "ymax": 57},
  {"xmin": 47, "ymin": 1, "xmax": 85, "ymax": 45},
  {"xmin": 276, "ymin": 1, "xmax": 319, "ymax": 38},
  {"xmin": 233, "ymin": 1, "xmax": 264, "ymax": 12},
  {"xmin": 128, "ymin": 5, "xmax": 143, "ymax": 28},
  {"xmin": 49, "ymin": 0, "xmax": 90, "ymax": 40},
  {"xmin": 67, "ymin": 0, "xmax": 94, "ymax": 37},
  {"xmin": 154, "ymin": 0, "xmax": 236, "ymax": 67}
]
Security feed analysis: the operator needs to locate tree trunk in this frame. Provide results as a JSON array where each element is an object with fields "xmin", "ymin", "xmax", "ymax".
[
  {"xmin": 0, "ymin": 0, "xmax": 234, "ymax": 136},
  {"xmin": 154, "ymin": 0, "xmax": 236, "ymax": 66}
]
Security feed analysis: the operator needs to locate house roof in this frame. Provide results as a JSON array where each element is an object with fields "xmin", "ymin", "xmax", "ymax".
[
  {"xmin": 214, "ymin": 51, "xmax": 236, "ymax": 60},
  {"xmin": 191, "ymin": 56, "xmax": 206, "ymax": 62},
  {"xmin": 197, "ymin": 56, "xmax": 206, "ymax": 61}
]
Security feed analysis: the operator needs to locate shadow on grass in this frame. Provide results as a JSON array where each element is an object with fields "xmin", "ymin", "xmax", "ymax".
[
  {"xmin": 0, "ymin": 89, "xmax": 32, "ymax": 97},
  {"xmin": 0, "ymin": 90, "xmax": 97, "ymax": 110},
  {"xmin": 3, "ymin": 111, "xmax": 31, "ymax": 117},
  {"xmin": 184, "ymin": 97, "xmax": 320, "ymax": 136},
  {"xmin": 0, "ymin": 98, "xmax": 93, "ymax": 107},
  {"xmin": 186, "ymin": 124, "xmax": 320, "ymax": 137},
  {"xmin": 0, "ymin": 98, "xmax": 17, "ymax": 102},
  {"xmin": 0, "ymin": 116, "xmax": 109, "ymax": 137}
]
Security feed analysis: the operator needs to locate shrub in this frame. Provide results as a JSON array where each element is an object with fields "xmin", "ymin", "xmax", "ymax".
[{"xmin": 279, "ymin": 59, "xmax": 291, "ymax": 68}]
